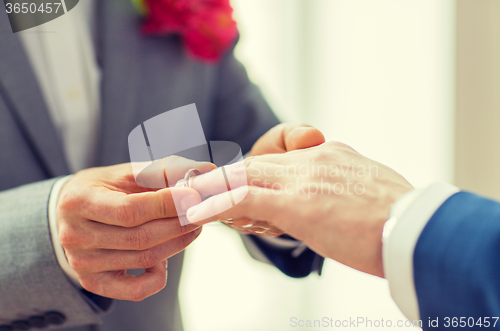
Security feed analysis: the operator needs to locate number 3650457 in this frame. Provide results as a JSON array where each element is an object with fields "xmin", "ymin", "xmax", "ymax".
[{"xmin": 5, "ymin": 2, "xmax": 62, "ymax": 14}]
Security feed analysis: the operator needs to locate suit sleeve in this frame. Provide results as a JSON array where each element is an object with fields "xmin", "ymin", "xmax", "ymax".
[
  {"xmin": 414, "ymin": 192, "xmax": 500, "ymax": 326},
  {"xmin": 209, "ymin": 44, "xmax": 324, "ymax": 278},
  {"xmin": 0, "ymin": 179, "xmax": 108, "ymax": 329}
]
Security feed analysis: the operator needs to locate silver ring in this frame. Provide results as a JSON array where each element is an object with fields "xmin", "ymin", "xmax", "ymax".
[
  {"xmin": 251, "ymin": 226, "xmax": 269, "ymax": 234},
  {"xmin": 183, "ymin": 169, "xmax": 201, "ymax": 188},
  {"xmin": 219, "ymin": 218, "xmax": 234, "ymax": 224}
]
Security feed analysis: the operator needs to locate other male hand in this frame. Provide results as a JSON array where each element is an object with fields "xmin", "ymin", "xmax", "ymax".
[{"xmin": 56, "ymin": 157, "xmax": 212, "ymax": 301}]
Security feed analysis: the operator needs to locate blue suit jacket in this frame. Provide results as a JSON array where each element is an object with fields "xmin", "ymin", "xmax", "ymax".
[{"xmin": 414, "ymin": 192, "xmax": 500, "ymax": 330}]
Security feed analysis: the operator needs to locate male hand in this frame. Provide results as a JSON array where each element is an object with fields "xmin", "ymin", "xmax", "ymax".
[
  {"xmin": 248, "ymin": 123, "xmax": 326, "ymax": 156},
  {"xmin": 220, "ymin": 123, "xmax": 325, "ymax": 236},
  {"xmin": 56, "ymin": 157, "xmax": 212, "ymax": 301},
  {"xmin": 185, "ymin": 142, "xmax": 413, "ymax": 277}
]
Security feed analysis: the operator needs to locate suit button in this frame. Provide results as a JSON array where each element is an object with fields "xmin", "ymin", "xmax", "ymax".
[
  {"xmin": 43, "ymin": 311, "xmax": 66, "ymax": 326},
  {"xmin": 11, "ymin": 320, "xmax": 30, "ymax": 330},
  {"xmin": 27, "ymin": 316, "xmax": 47, "ymax": 329},
  {"xmin": 0, "ymin": 325, "xmax": 13, "ymax": 331}
]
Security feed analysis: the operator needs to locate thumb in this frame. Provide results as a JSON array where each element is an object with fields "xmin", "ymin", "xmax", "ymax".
[{"xmin": 285, "ymin": 127, "xmax": 326, "ymax": 151}]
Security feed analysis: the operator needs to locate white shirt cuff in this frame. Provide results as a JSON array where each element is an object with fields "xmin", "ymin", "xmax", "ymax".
[
  {"xmin": 382, "ymin": 181, "xmax": 459, "ymax": 321},
  {"xmin": 49, "ymin": 175, "xmax": 82, "ymax": 287}
]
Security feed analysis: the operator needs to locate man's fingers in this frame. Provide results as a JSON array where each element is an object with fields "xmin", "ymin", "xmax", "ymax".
[
  {"xmin": 88, "ymin": 218, "xmax": 200, "ymax": 250},
  {"xmin": 162, "ymin": 156, "xmax": 214, "ymax": 187},
  {"xmin": 177, "ymin": 160, "xmax": 248, "ymax": 198},
  {"xmin": 185, "ymin": 186, "xmax": 289, "ymax": 225},
  {"xmin": 177, "ymin": 166, "xmax": 229, "ymax": 198},
  {"xmin": 132, "ymin": 156, "xmax": 214, "ymax": 189},
  {"xmin": 183, "ymin": 159, "xmax": 285, "ymax": 199},
  {"xmin": 285, "ymin": 127, "xmax": 325, "ymax": 151},
  {"xmin": 79, "ymin": 260, "xmax": 168, "ymax": 302},
  {"xmin": 69, "ymin": 228, "xmax": 202, "ymax": 273},
  {"xmin": 81, "ymin": 187, "xmax": 202, "ymax": 227}
]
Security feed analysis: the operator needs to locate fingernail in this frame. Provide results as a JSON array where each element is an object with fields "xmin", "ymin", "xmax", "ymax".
[
  {"xmin": 180, "ymin": 194, "xmax": 200, "ymax": 211},
  {"xmin": 198, "ymin": 162, "xmax": 216, "ymax": 172}
]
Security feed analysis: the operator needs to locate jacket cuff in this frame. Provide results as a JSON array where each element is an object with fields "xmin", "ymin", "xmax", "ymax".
[
  {"xmin": 48, "ymin": 175, "xmax": 80, "ymax": 287},
  {"xmin": 48, "ymin": 176, "xmax": 114, "ymax": 314},
  {"xmin": 0, "ymin": 179, "xmax": 102, "ymax": 328},
  {"xmin": 382, "ymin": 181, "xmax": 459, "ymax": 321}
]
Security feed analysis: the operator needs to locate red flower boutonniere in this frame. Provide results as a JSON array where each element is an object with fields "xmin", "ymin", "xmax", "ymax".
[{"xmin": 133, "ymin": 0, "xmax": 239, "ymax": 63}]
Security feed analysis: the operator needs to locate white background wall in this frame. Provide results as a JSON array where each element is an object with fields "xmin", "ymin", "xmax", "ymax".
[{"xmin": 180, "ymin": 1, "xmax": 456, "ymax": 330}]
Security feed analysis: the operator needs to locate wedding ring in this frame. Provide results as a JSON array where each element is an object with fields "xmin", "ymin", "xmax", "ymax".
[
  {"xmin": 250, "ymin": 226, "xmax": 269, "ymax": 234},
  {"xmin": 219, "ymin": 218, "xmax": 234, "ymax": 224},
  {"xmin": 183, "ymin": 168, "xmax": 201, "ymax": 188},
  {"xmin": 219, "ymin": 218, "xmax": 274, "ymax": 235}
]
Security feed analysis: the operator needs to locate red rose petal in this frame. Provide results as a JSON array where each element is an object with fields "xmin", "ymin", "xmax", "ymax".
[{"xmin": 141, "ymin": 0, "xmax": 238, "ymax": 62}]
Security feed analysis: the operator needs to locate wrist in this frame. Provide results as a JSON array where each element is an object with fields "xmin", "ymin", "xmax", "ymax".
[
  {"xmin": 382, "ymin": 181, "xmax": 414, "ymax": 221},
  {"xmin": 48, "ymin": 175, "xmax": 81, "ymax": 287}
]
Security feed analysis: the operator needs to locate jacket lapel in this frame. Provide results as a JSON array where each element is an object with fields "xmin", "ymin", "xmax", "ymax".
[
  {"xmin": 0, "ymin": 10, "xmax": 70, "ymax": 177},
  {"xmin": 95, "ymin": 0, "xmax": 141, "ymax": 167}
]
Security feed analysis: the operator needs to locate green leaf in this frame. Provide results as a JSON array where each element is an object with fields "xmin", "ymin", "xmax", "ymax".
[{"xmin": 132, "ymin": 0, "xmax": 148, "ymax": 15}]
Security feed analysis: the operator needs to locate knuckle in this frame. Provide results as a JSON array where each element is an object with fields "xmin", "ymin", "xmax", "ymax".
[
  {"xmin": 138, "ymin": 249, "xmax": 158, "ymax": 269},
  {"xmin": 66, "ymin": 253, "xmax": 88, "ymax": 272},
  {"xmin": 163, "ymin": 155, "xmax": 181, "ymax": 168},
  {"xmin": 273, "ymin": 123, "xmax": 287, "ymax": 132},
  {"xmin": 178, "ymin": 231, "xmax": 196, "ymax": 248},
  {"xmin": 160, "ymin": 199, "xmax": 169, "ymax": 219},
  {"xmin": 243, "ymin": 157, "xmax": 255, "ymax": 169},
  {"xmin": 164, "ymin": 155, "xmax": 180, "ymax": 163},
  {"xmin": 58, "ymin": 188, "xmax": 81, "ymax": 215},
  {"xmin": 79, "ymin": 276, "xmax": 99, "ymax": 295},
  {"xmin": 314, "ymin": 147, "xmax": 335, "ymax": 162},
  {"xmin": 59, "ymin": 224, "xmax": 93, "ymax": 248},
  {"xmin": 327, "ymin": 141, "xmax": 351, "ymax": 151},
  {"xmin": 131, "ymin": 284, "xmax": 148, "ymax": 302},
  {"xmin": 228, "ymin": 162, "xmax": 246, "ymax": 181},
  {"xmin": 327, "ymin": 141, "xmax": 344, "ymax": 148},
  {"xmin": 132, "ymin": 273, "xmax": 166, "ymax": 301},
  {"xmin": 128, "ymin": 227, "xmax": 153, "ymax": 250},
  {"xmin": 117, "ymin": 199, "xmax": 137, "ymax": 226},
  {"xmin": 157, "ymin": 271, "xmax": 168, "ymax": 291},
  {"xmin": 58, "ymin": 224, "xmax": 79, "ymax": 247}
]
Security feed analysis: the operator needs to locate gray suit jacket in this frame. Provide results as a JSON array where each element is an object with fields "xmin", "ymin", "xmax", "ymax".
[{"xmin": 0, "ymin": 1, "xmax": 279, "ymax": 330}]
